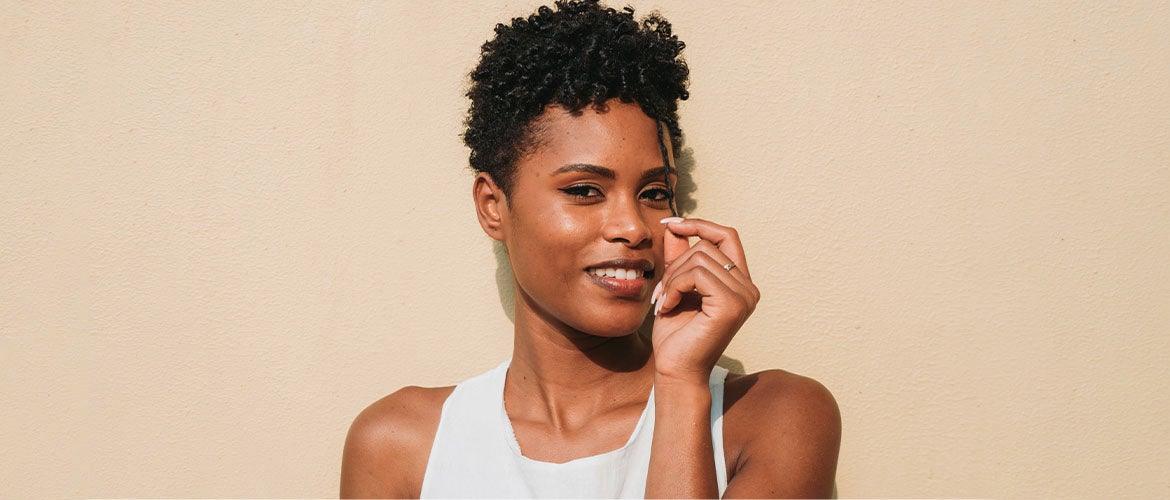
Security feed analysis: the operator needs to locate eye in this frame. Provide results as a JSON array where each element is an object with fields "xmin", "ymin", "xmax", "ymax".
[
  {"xmin": 642, "ymin": 188, "xmax": 674, "ymax": 202},
  {"xmin": 559, "ymin": 185, "xmax": 674, "ymax": 205},
  {"xmin": 561, "ymin": 185, "xmax": 602, "ymax": 199}
]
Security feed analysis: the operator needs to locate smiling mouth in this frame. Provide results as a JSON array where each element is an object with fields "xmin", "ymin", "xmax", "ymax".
[{"xmin": 585, "ymin": 267, "xmax": 654, "ymax": 280}]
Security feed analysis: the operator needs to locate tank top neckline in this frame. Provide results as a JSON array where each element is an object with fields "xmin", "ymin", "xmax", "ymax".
[{"xmin": 496, "ymin": 357, "xmax": 655, "ymax": 469}]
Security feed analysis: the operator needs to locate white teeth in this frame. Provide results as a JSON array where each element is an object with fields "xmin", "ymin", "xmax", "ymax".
[{"xmin": 588, "ymin": 267, "xmax": 643, "ymax": 280}]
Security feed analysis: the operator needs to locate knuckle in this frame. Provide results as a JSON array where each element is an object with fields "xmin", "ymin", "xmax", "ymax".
[
  {"xmin": 730, "ymin": 297, "xmax": 751, "ymax": 322},
  {"xmin": 742, "ymin": 298, "xmax": 754, "ymax": 315},
  {"xmin": 737, "ymin": 294, "xmax": 751, "ymax": 310}
]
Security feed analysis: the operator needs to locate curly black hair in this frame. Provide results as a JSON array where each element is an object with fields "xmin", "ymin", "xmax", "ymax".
[{"xmin": 462, "ymin": 0, "xmax": 690, "ymax": 203}]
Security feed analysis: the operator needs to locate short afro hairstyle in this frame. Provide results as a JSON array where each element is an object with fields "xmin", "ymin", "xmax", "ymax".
[{"xmin": 462, "ymin": 0, "xmax": 690, "ymax": 199}]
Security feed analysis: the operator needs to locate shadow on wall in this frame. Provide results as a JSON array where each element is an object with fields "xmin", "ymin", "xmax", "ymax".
[{"xmin": 484, "ymin": 145, "xmax": 745, "ymax": 372}]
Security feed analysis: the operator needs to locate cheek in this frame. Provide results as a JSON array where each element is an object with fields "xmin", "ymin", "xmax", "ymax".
[
  {"xmin": 512, "ymin": 207, "xmax": 591, "ymax": 274},
  {"xmin": 526, "ymin": 205, "xmax": 591, "ymax": 244},
  {"xmin": 547, "ymin": 210, "xmax": 591, "ymax": 241},
  {"xmin": 509, "ymin": 208, "xmax": 596, "ymax": 311}
]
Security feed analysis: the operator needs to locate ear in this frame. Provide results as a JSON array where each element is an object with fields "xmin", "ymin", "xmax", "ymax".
[{"xmin": 472, "ymin": 172, "xmax": 508, "ymax": 242}]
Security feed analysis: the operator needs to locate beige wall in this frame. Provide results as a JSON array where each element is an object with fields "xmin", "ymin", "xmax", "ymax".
[{"xmin": 2, "ymin": 1, "xmax": 1168, "ymax": 498}]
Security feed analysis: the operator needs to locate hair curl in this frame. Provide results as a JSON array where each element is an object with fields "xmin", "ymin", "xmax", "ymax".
[{"xmin": 462, "ymin": 0, "xmax": 690, "ymax": 199}]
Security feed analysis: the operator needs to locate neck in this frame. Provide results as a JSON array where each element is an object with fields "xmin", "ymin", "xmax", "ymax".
[{"xmin": 506, "ymin": 286, "xmax": 656, "ymax": 429}]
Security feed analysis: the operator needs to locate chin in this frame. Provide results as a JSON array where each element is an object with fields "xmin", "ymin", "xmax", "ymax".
[
  {"xmin": 574, "ymin": 308, "xmax": 649, "ymax": 337},
  {"xmin": 587, "ymin": 327, "xmax": 640, "ymax": 338}
]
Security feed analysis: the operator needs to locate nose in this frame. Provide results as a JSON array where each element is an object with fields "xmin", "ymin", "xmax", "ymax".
[{"xmin": 601, "ymin": 193, "xmax": 653, "ymax": 247}]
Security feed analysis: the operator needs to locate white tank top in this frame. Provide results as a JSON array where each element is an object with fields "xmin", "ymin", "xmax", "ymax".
[{"xmin": 420, "ymin": 358, "xmax": 730, "ymax": 498}]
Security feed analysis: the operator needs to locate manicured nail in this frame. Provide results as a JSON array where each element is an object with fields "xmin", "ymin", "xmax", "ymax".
[
  {"xmin": 654, "ymin": 300, "xmax": 661, "ymax": 316},
  {"xmin": 650, "ymin": 281, "xmax": 662, "ymax": 304},
  {"xmin": 659, "ymin": 216, "xmax": 684, "ymax": 224}
]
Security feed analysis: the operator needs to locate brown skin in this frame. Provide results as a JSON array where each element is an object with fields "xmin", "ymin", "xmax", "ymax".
[{"xmin": 340, "ymin": 99, "xmax": 841, "ymax": 498}]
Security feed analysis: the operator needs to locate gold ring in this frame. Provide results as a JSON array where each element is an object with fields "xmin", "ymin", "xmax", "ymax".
[{"xmin": 723, "ymin": 262, "xmax": 737, "ymax": 272}]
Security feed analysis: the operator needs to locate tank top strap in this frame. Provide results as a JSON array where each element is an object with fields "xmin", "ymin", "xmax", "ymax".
[{"xmin": 710, "ymin": 363, "xmax": 731, "ymax": 495}]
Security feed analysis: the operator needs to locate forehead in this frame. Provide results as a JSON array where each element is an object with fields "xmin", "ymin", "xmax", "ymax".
[{"xmin": 521, "ymin": 101, "xmax": 667, "ymax": 176}]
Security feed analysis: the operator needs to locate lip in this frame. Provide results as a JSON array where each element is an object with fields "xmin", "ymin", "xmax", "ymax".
[{"xmin": 585, "ymin": 270, "xmax": 650, "ymax": 298}]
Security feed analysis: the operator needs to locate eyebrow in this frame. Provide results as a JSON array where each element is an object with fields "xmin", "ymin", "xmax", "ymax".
[{"xmin": 551, "ymin": 163, "xmax": 676, "ymax": 185}]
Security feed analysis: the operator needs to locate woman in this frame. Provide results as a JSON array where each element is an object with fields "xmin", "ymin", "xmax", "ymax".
[{"xmin": 340, "ymin": 0, "xmax": 841, "ymax": 497}]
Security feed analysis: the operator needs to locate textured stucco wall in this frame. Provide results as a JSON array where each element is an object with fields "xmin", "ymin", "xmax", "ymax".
[{"xmin": 2, "ymin": 1, "xmax": 1168, "ymax": 498}]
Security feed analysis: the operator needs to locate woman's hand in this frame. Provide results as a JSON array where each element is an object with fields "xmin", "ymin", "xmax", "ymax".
[{"xmin": 650, "ymin": 216, "xmax": 761, "ymax": 386}]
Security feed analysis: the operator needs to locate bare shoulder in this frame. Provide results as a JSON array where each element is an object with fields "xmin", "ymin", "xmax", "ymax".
[
  {"xmin": 339, "ymin": 384, "xmax": 456, "ymax": 499},
  {"xmin": 721, "ymin": 369, "xmax": 841, "ymax": 498}
]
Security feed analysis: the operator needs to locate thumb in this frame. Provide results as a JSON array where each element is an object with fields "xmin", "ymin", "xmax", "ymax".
[{"xmin": 661, "ymin": 218, "xmax": 691, "ymax": 265}]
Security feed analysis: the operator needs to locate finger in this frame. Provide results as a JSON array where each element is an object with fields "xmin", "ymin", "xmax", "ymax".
[
  {"xmin": 659, "ymin": 216, "xmax": 691, "ymax": 266},
  {"xmin": 656, "ymin": 266, "xmax": 752, "ymax": 320},
  {"xmin": 656, "ymin": 250, "xmax": 755, "ymax": 308},
  {"xmin": 662, "ymin": 218, "xmax": 751, "ymax": 280},
  {"xmin": 657, "ymin": 240, "xmax": 751, "ymax": 296}
]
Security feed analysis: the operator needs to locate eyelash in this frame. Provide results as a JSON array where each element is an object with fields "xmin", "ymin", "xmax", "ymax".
[{"xmin": 561, "ymin": 185, "xmax": 674, "ymax": 203}]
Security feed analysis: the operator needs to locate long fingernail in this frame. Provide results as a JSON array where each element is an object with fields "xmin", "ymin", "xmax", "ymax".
[
  {"xmin": 650, "ymin": 281, "xmax": 662, "ymax": 304},
  {"xmin": 659, "ymin": 216, "xmax": 684, "ymax": 224}
]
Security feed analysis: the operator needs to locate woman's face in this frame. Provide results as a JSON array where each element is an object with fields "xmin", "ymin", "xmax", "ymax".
[{"xmin": 477, "ymin": 99, "xmax": 677, "ymax": 337}]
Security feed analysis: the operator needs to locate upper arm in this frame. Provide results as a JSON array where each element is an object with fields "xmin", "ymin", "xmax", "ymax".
[
  {"xmin": 723, "ymin": 371, "xmax": 842, "ymax": 498},
  {"xmin": 339, "ymin": 386, "xmax": 449, "ymax": 499}
]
